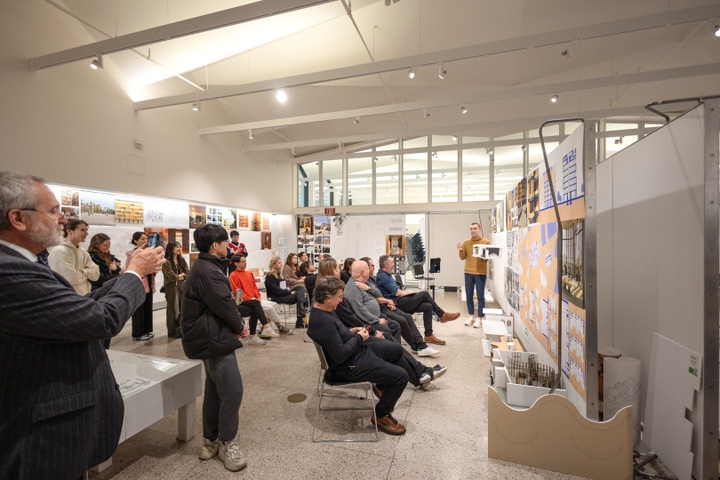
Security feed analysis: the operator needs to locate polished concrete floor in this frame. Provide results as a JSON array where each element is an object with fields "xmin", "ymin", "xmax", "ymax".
[{"xmin": 89, "ymin": 290, "xmax": 587, "ymax": 480}]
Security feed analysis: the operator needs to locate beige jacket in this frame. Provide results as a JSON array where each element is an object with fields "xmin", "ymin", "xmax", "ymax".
[{"xmin": 48, "ymin": 241, "xmax": 100, "ymax": 295}]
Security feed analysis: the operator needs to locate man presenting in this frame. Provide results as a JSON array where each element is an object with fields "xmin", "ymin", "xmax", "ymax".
[
  {"xmin": 48, "ymin": 218, "xmax": 99, "ymax": 295},
  {"xmin": 0, "ymin": 171, "xmax": 166, "ymax": 480},
  {"xmin": 457, "ymin": 222, "xmax": 491, "ymax": 328},
  {"xmin": 375, "ymin": 255, "xmax": 460, "ymax": 346}
]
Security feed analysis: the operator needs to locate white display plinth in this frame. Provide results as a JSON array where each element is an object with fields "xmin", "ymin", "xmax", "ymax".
[{"xmin": 95, "ymin": 350, "xmax": 202, "ymax": 471}]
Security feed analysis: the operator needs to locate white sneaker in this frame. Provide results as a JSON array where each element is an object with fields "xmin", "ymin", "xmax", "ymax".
[
  {"xmin": 258, "ymin": 326, "xmax": 280, "ymax": 338},
  {"xmin": 417, "ymin": 346, "xmax": 440, "ymax": 357},
  {"xmin": 419, "ymin": 372, "xmax": 432, "ymax": 384},
  {"xmin": 464, "ymin": 316, "xmax": 475, "ymax": 326},
  {"xmin": 247, "ymin": 335, "xmax": 267, "ymax": 345},
  {"xmin": 219, "ymin": 441, "xmax": 247, "ymax": 472},
  {"xmin": 199, "ymin": 438, "xmax": 220, "ymax": 460},
  {"xmin": 473, "ymin": 318, "xmax": 483, "ymax": 328}
]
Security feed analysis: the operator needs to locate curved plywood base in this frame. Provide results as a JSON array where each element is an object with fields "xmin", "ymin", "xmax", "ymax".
[{"xmin": 487, "ymin": 387, "xmax": 633, "ymax": 480}]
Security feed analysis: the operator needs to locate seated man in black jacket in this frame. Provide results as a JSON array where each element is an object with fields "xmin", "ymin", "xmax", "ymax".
[{"xmin": 308, "ymin": 276, "xmax": 409, "ymax": 435}]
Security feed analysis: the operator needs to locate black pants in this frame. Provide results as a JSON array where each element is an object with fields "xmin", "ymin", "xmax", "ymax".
[
  {"xmin": 365, "ymin": 337, "xmax": 431, "ymax": 387},
  {"xmin": 237, "ymin": 299, "xmax": 268, "ymax": 334},
  {"xmin": 341, "ymin": 341, "xmax": 408, "ymax": 418},
  {"xmin": 272, "ymin": 288, "xmax": 307, "ymax": 318},
  {"xmin": 381, "ymin": 306, "xmax": 427, "ymax": 350},
  {"xmin": 395, "ymin": 291, "xmax": 444, "ymax": 337},
  {"xmin": 372, "ymin": 318, "xmax": 401, "ymax": 343},
  {"xmin": 131, "ymin": 291, "xmax": 153, "ymax": 338}
]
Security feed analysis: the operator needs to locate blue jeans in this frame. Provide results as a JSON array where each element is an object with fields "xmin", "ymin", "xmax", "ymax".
[{"xmin": 464, "ymin": 273, "xmax": 487, "ymax": 317}]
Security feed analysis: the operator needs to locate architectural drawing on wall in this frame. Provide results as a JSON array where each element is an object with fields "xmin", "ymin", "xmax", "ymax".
[
  {"xmin": 261, "ymin": 214, "xmax": 270, "ymax": 231},
  {"xmin": 205, "ymin": 207, "xmax": 237, "ymax": 229},
  {"xmin": 527, "ymin": 167, "xmax": 540, "ymax": 224},
  {"xmin": 298, "ymin": 215, "xmax": 313, "ymax": 235},
  {"xmin": 251, "ymin": 212, "xmax": 261, "ymax": 232},
  {"xmin": 61, "ymin": 188, "xmax": 79, "ymax": 207},
  {"xmin": 81, "ymin": 191, "xmax": 115, "ymax": 226},
  {"xmin": 144, "ymin": 199, "xmax": 188, "ymax": 228},
  {"xmin": 115, "ymin": 199, "xmax": 144, "ymax": 224},
  {"xmin": 386, "ymin": 234, "xmax": 405, "ymax": 256},
  {"xmin": 561, "ymin": 219, "xmax": 585, "ymax": 308},
  {"xmin": 188, "ymin": 204, "xmax": 206, "ymax": 229},
  {"xmin": 261, "ymin": 231, "xmax": 271, "ymax": 250},
  {"xmin": 238, "ymin": 213, "xmax": 249, "ymax": 229}
]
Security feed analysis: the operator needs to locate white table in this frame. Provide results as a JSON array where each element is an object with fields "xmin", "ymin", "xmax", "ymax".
[{"xmin": 95, "ymin": 350, "xmax": 202, "ymax": 471}]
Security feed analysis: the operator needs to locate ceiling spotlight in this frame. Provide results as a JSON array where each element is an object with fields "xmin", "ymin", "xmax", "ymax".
[
  {"xmin": 452, "ymin": 135, "xmax": 458, "ymax": 142},
  {"xmin": 551, "ymin": 94, "xmax": 559, "ymax": 103},
  {"xmin": 423, "ymin": 108, "xmax": 430, "ymax": 119},
  {"xmin": 373, "ymin": 157, "xmax": 378, "ymax": 163},
  {"xmin": 192, "ymin": 101, "xmax": 201, "ymax": 112},
  {"xmin": 460, "ymin": 106, "xmax": 468, "ymax": 114},
  {"xmin": 353, "ymin": 116, "xmax": 360, "ymax": 124},
  {"xmin": 248, "ymin": 129, "xmax": 253, "ymax": 140},
  {"xmin": 408, "ymin": 68, "xmax": 416, "ymax": 79},
  {"xmin": 90, "ymin": 55, "xmax": 103, "ymax": 70},
  {"xmin": 521, "ymin": 145, "xmax": 527, "ymax": 151},
  {"xmin": 438, "ymin": 63, "xmax": 446, "ymax": 80},
  {"xmin": 275, "ymin": 89, "xmax": 288, "ymax": 103},
  {"xmin": 486, "ymin": 148, "xmax": 493, "ymax": 155},
  {"xmin": 391, "ymin": 155, "xmax": 397, "ymax": 161},
  {"xmin": 715, "ymin": 25, "xmax": 720, "ymax": 37},
  {"xmin": 614, "ymin": 137, "xmax": 623, "ymax": 145},
  {"xmin": 432, "ymin": 151, "xmax": 437, "ymax": 158}
]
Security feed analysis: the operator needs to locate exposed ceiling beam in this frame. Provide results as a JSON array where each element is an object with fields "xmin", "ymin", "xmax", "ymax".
[
  {"xmin": 30, "ymin": 0, "xmax": 336, "ymax": 70},
  {"xmin": 135, "ymin": 4, "xmax": 718, "ymax": 110},
  {"xmin": 251, "ymin": 105, "xmax": 646, "ymax": 164},
  {"xmin": 200, "ymin": 62, "xmax": 720, "ymax": 137}
]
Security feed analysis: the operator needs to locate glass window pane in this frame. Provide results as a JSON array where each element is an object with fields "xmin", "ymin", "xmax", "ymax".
[
  {"xmin": 403, "ymin": 137, "xmax": 428, "ymax": 149},
  {"xmin": 297, "ymin": 162, "xmax": 319, "ymax": 207},
  {"xmin": 377, "ymin": 141, "xmax": 399, "ymax": 152},
  {"xmin": 323, "ymin": 159, "xmax": 343, "ymax": 207},
  {"xmin": 431, "ymin": 135, "xmax": 457, "ymax": 147},
  {"xmin": 376, "ymin": 155, "xmax": 399, "ymax": 205},
  {"xmin": 462, "ymin": 136, "xmax": 489, "ymax": 144},
  {"xmin": 528, "ymin": 142, "xmax": 559, "ymax": 171},
  {"xmin": 347, "ymin": 157, "xmax": 373, "ymax": 206},
  {"xmin": 564, "ymin": 121, "xmax": 582, "ymax": 134},
  {"xmin": 605, "ymin": 135, "xmax": 638, "ymax": 159},
  {"xmin": 432, "ymin": 150, "xmax": 457, "ymax": 203},
  {"xmin": 496, "ymin": 132, "xmax": 524, "ymax": 141},
  {"xmin": 403, "ymin": 152, "xmax": 428, "ymax": 204},
  {"xmin": 462, "ymin": 148, "xmax": 490, "ymax": 201},
  {"xmin": 493, "ymin": 145, "xmax": 525, "ymax": 201},
  {"xmin": 605, "ymin": 122, "xmax": 637, "ymax": 131}
]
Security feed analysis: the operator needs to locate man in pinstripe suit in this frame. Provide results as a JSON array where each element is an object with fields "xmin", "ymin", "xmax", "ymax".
[{"xmin": 0, "ymin": 171, "xmax": 166, "ymax": 480}]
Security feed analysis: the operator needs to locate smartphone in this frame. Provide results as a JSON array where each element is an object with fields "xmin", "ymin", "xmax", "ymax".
[{"xmin": 147, "ymin": 232, "xmax": 160, "ymax": 248}]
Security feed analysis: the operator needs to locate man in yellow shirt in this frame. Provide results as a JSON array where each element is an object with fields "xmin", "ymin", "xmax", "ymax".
[{"xmin": 457, "ymin": 222, "xmax": 490, "ymax": 328}]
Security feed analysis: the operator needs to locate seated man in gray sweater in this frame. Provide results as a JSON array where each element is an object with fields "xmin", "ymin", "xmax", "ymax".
[{"xmin": 347, "ymin": 260, "xmax": 439, "ymax": 358}]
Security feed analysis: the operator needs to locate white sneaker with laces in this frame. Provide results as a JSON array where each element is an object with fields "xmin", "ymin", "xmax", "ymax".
[
  {"xmin": 258, "ymin": 326, "xmax": 280, "ymax": 338},
  {"xmin": 473, "ymin": 318, "xmax": 483, "ymax": 328},
  {"xmin": 464, "ymin": 316, "xmax": 475, "ymax": 326},
  {"xmin": 199, "ymin": 438, "xmax": 220, "ymax": 460},
  {"xmin": 419, "ymin": 372, "xmax": 432, "ymax": 384},
  {"xmin": 417, "ymin": 346, "xmax": 440, "ymax": 357},
  {"xmin": 247, "ymin": 335, "xmax": 267, "ymax": 345},
  {"xmin": 219, "ymin": 441, "xmax": 247, "ymax": 472}
]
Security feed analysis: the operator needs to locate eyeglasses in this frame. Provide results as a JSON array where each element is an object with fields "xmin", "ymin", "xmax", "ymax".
[{"xmin": 20, "ymin": 208, "xmax": 63, "ymax": 219}]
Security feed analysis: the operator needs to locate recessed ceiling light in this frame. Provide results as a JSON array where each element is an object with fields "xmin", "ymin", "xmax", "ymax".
[
  {"xmin": 408, "ymin": 68, "xmax": 416, "ymax": 79},
  {"xmin": 192, "ymin": 101, "xmax": 200, "ymax": 112},
  {"xmin": 551, "ymin": 94, "xmax": 559, "ymax": 103},
  {"xmin": 460, "ymin": 106, "xmax": 468, "ymax": 114},
  {"xmin": 275, "ymin": 90, "xmax": 288, "ymax": 103}
]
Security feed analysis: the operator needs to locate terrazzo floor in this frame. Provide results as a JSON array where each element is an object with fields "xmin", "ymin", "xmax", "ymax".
[{"xmin": 89, "ymin": 290, "xmax": 588, "ymax": 480}]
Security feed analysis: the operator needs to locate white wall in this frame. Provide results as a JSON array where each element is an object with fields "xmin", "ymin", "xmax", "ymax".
[
  {"xmin": 427, "ymin": 212, "xmax": 487, "ymax": 289},
  {"xmin": 596, "ymin": 105, "xmax": 706, "ymax": 478},
  {"xmin": 0, "ymin": 2, "xmax": 292, "ymax": 214}
]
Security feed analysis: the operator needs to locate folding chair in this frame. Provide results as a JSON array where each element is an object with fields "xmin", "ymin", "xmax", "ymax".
[{"xmin": 312, "ymin": 342, "xmax": 379, "ymax": 443}]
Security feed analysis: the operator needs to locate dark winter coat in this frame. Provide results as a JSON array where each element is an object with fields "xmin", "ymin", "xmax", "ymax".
[{"xmin": 181, "ymin": 252, "xmax": 244, "ymax": 359}]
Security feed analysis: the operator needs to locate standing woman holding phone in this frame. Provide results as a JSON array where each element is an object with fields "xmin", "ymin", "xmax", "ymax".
[
  {"xmin": 163, "ymin": 242, "xmax": 189, "ymax": 338},
  {"xmin": 126, "ymin": 231, "xmax": 155, "ymax": 341}
]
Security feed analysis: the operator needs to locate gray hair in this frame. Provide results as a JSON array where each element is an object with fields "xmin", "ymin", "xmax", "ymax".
[{"xmin": 0, "ymin": 171, "xmax": 44, "ymax": 232}]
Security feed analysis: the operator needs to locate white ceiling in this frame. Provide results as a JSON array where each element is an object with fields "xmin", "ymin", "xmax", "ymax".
[{"xmin": 34, "ymin": 0, "xmax": 720, "ymax": 162}]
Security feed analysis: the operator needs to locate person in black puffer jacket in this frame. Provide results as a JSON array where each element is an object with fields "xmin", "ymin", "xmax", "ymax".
[{"xmin": 181, "ymin": 224, "xmax": 249, "ymax": 472}]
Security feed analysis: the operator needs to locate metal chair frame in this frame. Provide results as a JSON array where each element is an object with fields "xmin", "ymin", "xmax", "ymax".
[{"xmin": 311, "ymin": 342, "xmax": 379, "ymax": 443}]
